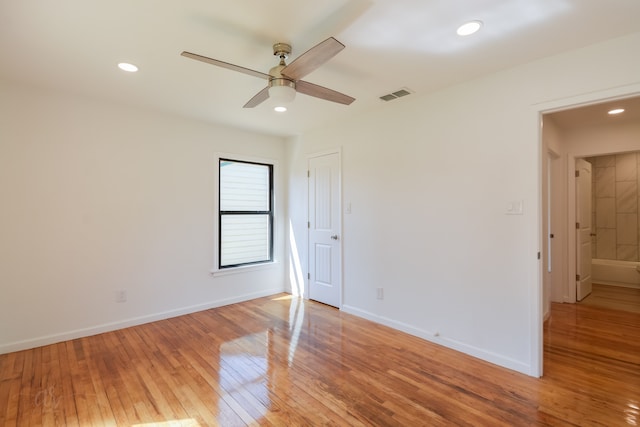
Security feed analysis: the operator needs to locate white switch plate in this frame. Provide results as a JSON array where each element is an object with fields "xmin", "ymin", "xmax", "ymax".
[
  {"xmin": 345, "ymin": 202, "xmax": 352, "ymax": 214},
  {"xmin": 506, "ymin": 200, "xmax": 524, "ymax": 215}
]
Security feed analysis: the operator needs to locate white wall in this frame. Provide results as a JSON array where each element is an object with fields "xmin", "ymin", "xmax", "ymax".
[
  {"xmin": 562, "ymin": 121, "xmax": 640, "ymax": 156},
  {"xmin": 0, "ymin": 81, "xmax": 288, "ymax": 354},
  {"xmin": 287, "ymin": 32, "xmax": 640, "ymax": 376}
]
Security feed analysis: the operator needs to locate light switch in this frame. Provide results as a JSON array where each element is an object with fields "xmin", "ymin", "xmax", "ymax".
[
  {"xmin": 345, "ymin": 202, "xmax": 352, "ymax": 214},
  {"xmin": 506, "ymin": 200, "xmax": 524, "ymax": 215}
]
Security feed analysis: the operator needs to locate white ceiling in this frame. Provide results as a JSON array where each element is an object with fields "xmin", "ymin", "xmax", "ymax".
[
  {"xmin": 2, "ymin": 0, "xmax": 639, "ymax": 137},
  {"xmin": 546, "ymin": 95, "xmax": 640, "ymax": 130}
]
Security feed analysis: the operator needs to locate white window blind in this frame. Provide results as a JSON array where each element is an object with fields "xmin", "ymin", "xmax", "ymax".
[{"xmin": 219, "ymin": 159, "xmax": 273, "ymax": 268}]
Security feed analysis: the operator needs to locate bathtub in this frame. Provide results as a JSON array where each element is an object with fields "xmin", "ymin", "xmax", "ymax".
[{"xmin": 591, "ymin": 259, "xmax": 640, "ymax": 289}]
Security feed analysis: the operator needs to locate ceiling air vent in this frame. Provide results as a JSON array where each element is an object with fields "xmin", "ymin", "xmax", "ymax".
[{"xmin": 379, "ymin": 87, "xmax": 413, "ymax": 102}]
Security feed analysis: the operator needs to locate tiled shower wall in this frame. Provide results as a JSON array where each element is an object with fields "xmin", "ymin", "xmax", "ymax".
[{"xmin": 588, "ymin": 152, "xmax": 640, "ymax": 261}]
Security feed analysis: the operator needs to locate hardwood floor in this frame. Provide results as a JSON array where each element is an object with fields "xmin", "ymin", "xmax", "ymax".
[
  {"xmin": 579, "ymin": 283, "xmax": 640, "ymax": 313},
  {"xmin": 1, "ymin": 294, "xmax": 639, "ymax": 426}
]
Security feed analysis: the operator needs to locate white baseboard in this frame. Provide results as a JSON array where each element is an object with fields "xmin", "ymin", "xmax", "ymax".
[
  {"xmin": 341, "ymin": 304, "xmax": 531, "ymax": 376},
  {"xmin": 0, "ymin": 288, "xmax": 283, "ymax": 355}
]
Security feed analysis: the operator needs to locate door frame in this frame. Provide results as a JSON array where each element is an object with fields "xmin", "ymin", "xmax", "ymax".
[
  {"xmin": 565, "ymin": 154, "xmax": 583, "ymax": 304},
  {"xmin": 306, "ymin": 148, "xmax": 343, "ymax": 307}
]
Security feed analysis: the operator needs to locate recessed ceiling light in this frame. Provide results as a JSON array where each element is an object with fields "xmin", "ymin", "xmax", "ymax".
[
  {"xmin": 118, "ymin": 62, "xmax": 138, "ymax": 72},
  {"xmin": 457, "ymin": 20, "xmax": 483, "ymax": 36},
  {"xmin": 608, "ymin": 108, "xmax": 625, "ymax": 115},
  {"xmin": 274, "ymin": 106, "xmax": 287, "ymax": 113}
]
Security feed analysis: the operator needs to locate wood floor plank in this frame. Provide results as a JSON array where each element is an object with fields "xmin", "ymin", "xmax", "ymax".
[
  {"xmin": 581, "ymin": 283, "xmax": 640, "ymax": 313},
  {"xmin": 1, "ymin": 294, "xmax": 639, "ymax": 425}
]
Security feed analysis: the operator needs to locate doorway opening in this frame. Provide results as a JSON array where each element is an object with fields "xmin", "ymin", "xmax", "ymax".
[
  {"xmin": 542, "ymin": 95, "xmax": 640, "ymax": 311},
  {"xmin": 579, "ymin": 151, "xmax": 640, "ymax": 313},
  {"xmin": 540, "ymin": 93, "xmax": 640, "ymax": 375}
]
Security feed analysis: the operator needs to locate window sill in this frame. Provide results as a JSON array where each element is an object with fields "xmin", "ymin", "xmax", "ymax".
[{"xmin": 210, "ymin": 261, "xmax": 279, "ymax": 278}]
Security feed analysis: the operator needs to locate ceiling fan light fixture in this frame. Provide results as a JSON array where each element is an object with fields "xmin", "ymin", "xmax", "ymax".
[
  {"xmin": 269, "ymin": 79, "xmax": 296, "ymax": 104},
  {"xmin": 274, "ymin": 106, "xmax": 288, "ymax": 113},
  {"xmin": 457, "ymin": 20, "xmax": 483, "ymax": 36}
]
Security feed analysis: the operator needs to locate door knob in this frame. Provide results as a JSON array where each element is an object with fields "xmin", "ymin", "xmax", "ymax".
[{"xmin": 331, "ymin": 235, "xmax": 339, "ymax": 240}]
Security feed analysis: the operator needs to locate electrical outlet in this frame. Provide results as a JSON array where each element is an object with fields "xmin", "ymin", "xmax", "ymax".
[
  {"xmin": 116, "ymin": 290, "xmax": 127, "ymax": 303},
  {"xmin": 376, "ymin": 287, "xmax": 384, "ymax": 300}
]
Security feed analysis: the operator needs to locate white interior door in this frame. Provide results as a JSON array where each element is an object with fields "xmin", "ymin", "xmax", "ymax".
[
  {"xmin": 308, "ymin": 152, "xmax": 341, "ymax": 308},
  {"xmin": 576, "ymin": 158, "xmax": 592, "ymax": 301}
]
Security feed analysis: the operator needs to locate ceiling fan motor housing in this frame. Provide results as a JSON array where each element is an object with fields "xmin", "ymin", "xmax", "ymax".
[
  {"xmin": 268, "ymin": 59, "xmax": 295, "ymax": 90},
  {"xmin": 272, "ymin": 42, "xmax": 291, "ymax": 59},
  {"xmin": 269, "ymin": 77, "xmax": 295, "ymax": 90}
]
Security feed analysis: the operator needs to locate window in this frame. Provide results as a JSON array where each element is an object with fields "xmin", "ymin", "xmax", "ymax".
[{"xmin": 219, "ymin": 158, "xmax": 273, "ymax": 268}]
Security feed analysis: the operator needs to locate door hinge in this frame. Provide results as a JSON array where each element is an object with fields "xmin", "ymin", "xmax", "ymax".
[
  {"xmin": 307, "ymin": 170, "xmax": 310, "ymax": 178},
  {"xmin": 576, "ymin": 222, "xmax": 580, "ymax": 229},
  {"xmin": 576, "ymin": 274, "xmax": 581, "ymax": 281},
  {"xmin": 575, "ymin": 170, "xmax": 579, "ymax": 177},
  {"xmin": 537, "ymin": 252, "xmax": 541, "ymax": 260},
  {"xmin": 308, "ymin": 221, "xmax": 310, "ymax": 229},
  {"xmin": 307, "ymin": 273, "xmax": 310, "ymax": 280}
]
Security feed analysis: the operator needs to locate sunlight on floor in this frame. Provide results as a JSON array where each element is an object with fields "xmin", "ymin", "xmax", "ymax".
[
  {"xmin": 288, "ymin": 295, "xmax": 304, "ymax": 366},
  {"xmin": 288, "ymin": 219, "xmax": 305, "ymax": 296},
  {"xmin": 625, "ymin": 400, "xmax": 639, "ymax": 426},
  {"xmin": 132, "ymin": 419, "xmax": 200, "ymax": 427}
]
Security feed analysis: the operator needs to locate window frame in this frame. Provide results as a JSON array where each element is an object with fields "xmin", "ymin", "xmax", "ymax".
[{"xmin": 217, "ymin": 157, "xmax": 274, "ymax": 270}]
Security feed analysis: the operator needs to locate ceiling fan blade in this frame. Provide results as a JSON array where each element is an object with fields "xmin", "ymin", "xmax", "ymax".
[
  {"xmin": 243, "ymin": 87, "xmax": 270, "ymax": 108},
  {"xmin": 181, "ymin": 51, "xmax": 270, "ymax": 80},
  {"xmin": 281, "ymin": 37, "xmax": 345, "ymax": 80},
  {"xmin": 296, "ymin": 80, "xmax": 355, "ymax": 105}
]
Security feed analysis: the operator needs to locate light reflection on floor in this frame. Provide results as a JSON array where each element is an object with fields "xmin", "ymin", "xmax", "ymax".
[
  {"xmin": 219, "ymin": 331, "xmax": 271, "ymax": 422},
  {"xmin": 132, "ymin": 419, "xmax": 200, "ymax": 427},
  {"xmin": 287, "ymin": 295, "xmax": 304, "ymax": 367},
  {"xmin": 625, "ymin": 401, "xmax": 639, "ymax": 426},
  {"xmin": 213, "ymin": 295, "xmax": 307, "ymax": 423},
  {"xmin": 137, "ymin": 296, "xmax": 307, "ymax": 425}
]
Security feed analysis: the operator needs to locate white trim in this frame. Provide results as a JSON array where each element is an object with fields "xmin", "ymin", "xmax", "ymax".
[
  {"xmin": 531, "ymin": 83, "xmax": 640, "ymax": 114},
  {"xmin": 0, "ymin": 288, "xmax": 283, "ymax": 355},
  {"xmin": 530, "ymin": 110, "xmax": 543, "ymax": 378},
  {"xmin": 342, "ymin": 305, "xmax": 531, "ymax": 375},
  {"xmin": 210, "ymin": 260, "xmax": 280, "ymax": 277}
]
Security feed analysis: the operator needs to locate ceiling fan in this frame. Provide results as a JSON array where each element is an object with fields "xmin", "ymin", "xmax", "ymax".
[{"xmin": 181, "ymin": 37, "xmax": 355, "ymax": 108}]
